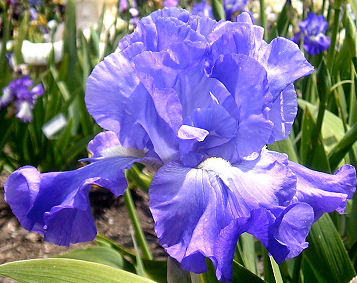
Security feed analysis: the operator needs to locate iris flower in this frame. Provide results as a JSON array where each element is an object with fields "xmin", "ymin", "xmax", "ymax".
[
  {"xmin": 5, "ymin": 8, "xmax": 356, "ymax": 281},
  {"xmin": 292, "ymin": 12, "xmax": 330, "ymax": 55},
  {"xmin": 1, "ymin": 75, "xmax": 44, "ymax": 122},
  {"xmin": 192, "ymin": 0, "xmax": 249, "ymax": 21}
]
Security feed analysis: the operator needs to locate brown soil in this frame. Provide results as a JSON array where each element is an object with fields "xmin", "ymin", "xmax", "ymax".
[{"xmin": 0, "ymin": 171, "xmax": 166, "ymax": 282}]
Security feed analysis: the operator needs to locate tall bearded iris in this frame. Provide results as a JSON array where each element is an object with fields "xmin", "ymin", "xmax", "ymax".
[
  {"xmin": 292, "ymin": 12, "xmax": 330, "ymax": 55},
  {"xmin": 1, "ymin": 75, "xmax": 44, "ymax": 122},
  {"xmin": 5, "ymin": 8, "xmax": 356, "ymax": 282}
]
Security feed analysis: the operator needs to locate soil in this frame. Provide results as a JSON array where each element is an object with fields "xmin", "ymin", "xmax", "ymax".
[{"xmin": 0, "ymin": 171, "xmax": 166, "ymax": 282}]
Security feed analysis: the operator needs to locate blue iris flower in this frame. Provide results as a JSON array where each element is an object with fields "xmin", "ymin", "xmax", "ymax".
[
  {"xmin": 5, "ymin": 8, "xmax": 356, "ymax": 282},
  {"xmin": 1, "ymin": 76, "xmax": 44, "ymax": 122},
  {"xmin": 292, "ymin": 12, "xmax": 331, "ymax": 55},
  {"xmin": 192, "ymin": 0, "xmax": 249, "ymax": 21}
]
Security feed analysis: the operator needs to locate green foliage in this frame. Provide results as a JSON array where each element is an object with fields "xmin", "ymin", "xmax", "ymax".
[
  {"xmin": 304, "ymin": 214, "xmax": 356, "ymax": 283},
  {"xmin": 0, "ymin": 258, "xmax": 156, "ymax": 283}
]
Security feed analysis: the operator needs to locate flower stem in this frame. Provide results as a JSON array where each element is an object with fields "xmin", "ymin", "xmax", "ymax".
[
  {"xmin": 259, "ymin": 0, "xmax": 267, "ymax": 40},
  {"xmin": 326, "ymin": 0, "xmax": 342, "ymax": 72},
  {"xmin": 124, "ymin": 188, "xmax": 153, "ymax": 260}
]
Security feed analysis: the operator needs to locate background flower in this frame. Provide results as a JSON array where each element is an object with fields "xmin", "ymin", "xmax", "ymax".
[
  {"xmin": 191, "ymin": 0, "xmax": 249, "ymax": 21},
  {"xmin": 0, "ymin": 76, "xmax": 44, "ymax": 122},
  {"xmin": 292, "ymin": 12, "xmax": 330, "ymax": 55}
]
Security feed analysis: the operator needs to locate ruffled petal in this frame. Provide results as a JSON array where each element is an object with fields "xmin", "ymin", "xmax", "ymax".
[
  {"xmin": 244, "ymin": 203, "xmax": 314, "ymax": 264},
  {"xmin": 119, "ymin": 8, "xmax": 207, "ymax": 56},
  {"xmin": 87, "ymin": 131, "xmax": 146, "ymax": 160},
  {"xmin": 221, "ymin": 149, "xmax": 297, "ymax": 210},
  {"xmin": 4, "ymin": 133, "xmax": 148, "ymax": 246},
  {"xmin": 268, "ymin": 84, "xmax": 298, "ymax": 143},
  {"xmin": 150, "ymin": 149, "xmax": 297, "ymax": 281},
  {"xmin": 259, "ymin": 37, "xmax": 314, "ymax": 96},
  {"xmin": 86, "ymin": 53, "xmax": 178, "ymax": 161},
  {"xmin": 178, "ymin": 104, "xmax": 238, "ymax": 166},
  {"xmin": 288, "ymin": 161, "xmax": 357, "ymax": 221},
  {"xmin": 149, "ymin": 162, "xmax": 237, "ymax": 281},
  {"xmin": 85, "ymin": 52, "xmax": 149, "ymax": 149},
  {"xmin": 132, "ymin": 50, "xmax": 218, "ymax": 120},
  {"xmin": 211, "ymin": 53, "xmax": 273, "ymax": 159}
]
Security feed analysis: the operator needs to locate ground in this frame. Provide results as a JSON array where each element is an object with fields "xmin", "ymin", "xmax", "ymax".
[{"xmin": 0, "ymin": 172, "xmax": 166, "ymax": 282}]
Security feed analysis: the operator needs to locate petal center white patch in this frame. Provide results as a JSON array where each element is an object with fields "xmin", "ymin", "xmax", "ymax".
[
  {"xmin": 197, "ymin": 157, "xmax": 232, "ymax": 175},
  {"xmin": 101, "ymin": 145, "xmax": 146, "ymax": 158}
]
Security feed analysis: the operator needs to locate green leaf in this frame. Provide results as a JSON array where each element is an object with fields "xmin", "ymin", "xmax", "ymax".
[
  {"xmin": 235, "ymin": 233, "xmax": 259, "ymax": 275},
  {"xmin": 268, "ymin": 137, "xmax": 298, "ymax": 163},
  {"xmin": 62, "ymin": 0, "xmax": 78, "ymax": 91},
  {"xmin": 334, "ymin": 15, "xmax": 356, "ymax": 73},
  {"xmin": 349, "ymin": 63, "xmax": 357, "ymax": 126},
  {"xmin": 300, "ymin": 106, "xmax": 330, "ymax": 172},
  {"xmin": 328, "ymin": 123, "xmax": 357, "ymax": 171},
  {"xmin": 131, "ymin": 229, "xmax": 147, "ymax": 278},
  {"xmin": 167, "ymin": 258, "xmax": 192, "ymax": 283},
  {"xmin": 351, "ymin": 0, "xmax": 357, "ymax": 21},
  {"xmin": 350, "ymin": 193, "xmax": 357, "ymax": 246},
  {"xmin": 211, "ymin": 0, "xmax": 225, "ymax": 21},
  {"xmin": 13, "ymin": 11, "xmax": 29, "ymax": 64},
  {"xmin": 95, "ymin": 235, "xmax": 167, "ymax": 283},
  {"xmin": 232, "ymin": 260, "xmax": 265, "ymax": 283},
  {"xmin": 0, "ymin": 258, "xmax": 156, "ymax": 283},
  {"xmin": 269, "ymin": 257, "xmax": 283, "ymax": 283},
  {"xmin": 58, "ymin": 246, "xmax": 135, "ymax": 272},
  {"xmin": 298, "ymin": 99, "xmax": 346, "ymax": 153},
  {"xmin": 304, "ymin": 214, "xmax": 356, "ymax": 283}
]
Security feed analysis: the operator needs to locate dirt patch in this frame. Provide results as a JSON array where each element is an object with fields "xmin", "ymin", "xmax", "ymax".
[{"xmin": 0, "ymin": 172, "xmax": 166, "ymax": 271}]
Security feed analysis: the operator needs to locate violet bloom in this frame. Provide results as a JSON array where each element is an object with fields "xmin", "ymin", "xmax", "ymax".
[
  {"xmin": 5, "ymin": 8, "xmax": 356, "ymax": 282},
  {"xmin": 293, "ymin": 12, "xmax": 330, "ymax": 55},
  {"xmin": 163, "ymin": 0, "xmax": 178, "ymax": 8},
  {"xmin": 119, "ymin": 0, "xmax": 128, "ymax": 12},
  {"xmin": 28, "ymin": 0, "xmax": 41, "ymax": 6},
  {"xmin": 192, "ymin": 0, "xmax": 248, "ymax": 20},
  {"xmin": 0, "ymin": 76, "xmax": 44, "ymax": 122}
]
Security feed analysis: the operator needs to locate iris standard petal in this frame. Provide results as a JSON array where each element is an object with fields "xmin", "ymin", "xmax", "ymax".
[
  {"xmin": 259, "ymin": 37, "xmax": 314, "ymax": 96},
  {"xmin": 86, "ymin": 53, "xmax": 179, "ymax": 161},
  {"xmin": 288, "ymin": 161, "xmax": 357, "ymax": 221},
  {"xmin": 178, "ymin": 104, "xmax": 238, "ymax": 166},
  {"xmin": 268, "ymin": 84, "xmax": 298, "ymax": 143},
  {"xmin": 85, "ymin": 52, "xmax": 149, "ymax": 149},
  {"xmin": 211, "ymin": 53, "xmax": 273, "ymax": 159}
]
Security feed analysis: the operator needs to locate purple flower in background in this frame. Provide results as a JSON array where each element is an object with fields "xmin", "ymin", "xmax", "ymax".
[
  {"xmin": 4, "ymin": 8, "xmax": 356, "ymax": 282},
  {"xmin": 28, "ymin": 0, "xmax": 41, "ymax": 6},
  {"xmin": 0, "ymin": 76, "xmax": 44, "ymax": 122},
  {"xmin": 192, "ymin": 0, "xmax": 249, "ymax": 20},
  {"xmin": 29, "ymin": 7, "xmax": 38, "ymax": 21},
  {"xmin": 293, "ymin": 12, "xmax": 330, "ymax": 55},
  {"xmin": 224, "ymin": 0, "xmax": 249, "ymax": 19},
  {"xmin": 163, "ymin": 0, "xmax": 178, "ymax": 8},
  {"xmin": 119, "ymin": 0, "xmax": 128, "ymax": 12},
  {"xmin": 191, "ymin": 0, "xmax": 213, "ymax": 18}
]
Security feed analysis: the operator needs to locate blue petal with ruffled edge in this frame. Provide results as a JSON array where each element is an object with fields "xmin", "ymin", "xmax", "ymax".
[
  {"xmin": 4, "ymin": 131, "xmax": 147, "ymax": 246},
  {"xmin": 289, "ymin": 161, "xmax": 356, "ymax": 220},
  {"xmin": 149, "ymin": 149, "xmax": 315, "ymax": 281}
]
